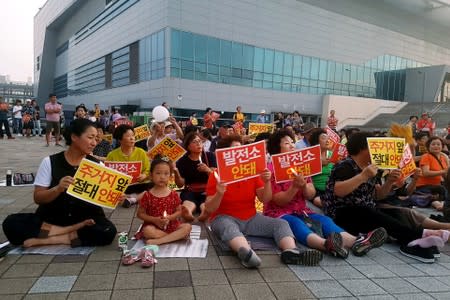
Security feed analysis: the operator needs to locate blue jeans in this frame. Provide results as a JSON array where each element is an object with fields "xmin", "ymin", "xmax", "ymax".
[
  {"xmin": 282, "ymin": 213, "xmax": 344, "ymax": 246},
  {"xmin": 13, "ymin": 118, "xmax": 22, "ymax": 134}
]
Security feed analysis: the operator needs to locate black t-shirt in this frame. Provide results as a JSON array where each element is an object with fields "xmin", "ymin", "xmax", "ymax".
[{"xmin": 176, "ymin": 152, "xmax": 217, "ymax": 185}]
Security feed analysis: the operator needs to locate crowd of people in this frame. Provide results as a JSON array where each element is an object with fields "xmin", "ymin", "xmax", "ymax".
[{"xmin": 3, "ymin": 99, "xmax": 450, "ymax": 269}]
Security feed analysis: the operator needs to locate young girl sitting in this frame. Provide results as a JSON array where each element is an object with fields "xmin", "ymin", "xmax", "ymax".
[{"xmin": 135, "ymin": 156, "xmax": 192, "ymax": 245}]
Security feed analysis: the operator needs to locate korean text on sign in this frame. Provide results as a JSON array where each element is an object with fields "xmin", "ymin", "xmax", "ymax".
[
  {"xmin": 329, "ymin": 143, "xmax": 348, "ymax": 163},
  {"xmin": 395, "ymin": 144, "xmax": 417, "ymax": 186},
  {"xmin": 248, "ymin": 123, "xmax": 274, "ymax": 135},
  {"xmin": 67, "ymin": 159, "xmax": 132, "ymax": 209},
  {"xmin": 134, "ymin": 124, "xmax": 151, "ymax": 142},
  {"xmin": 326, "ymin": 126, "xmax": 341, "ymax": 150},
  {"xmin": 271, "ymin": 145, "xmax": 322, "ymax": 183},
  {"xmin": 367, "ymin": 137, "xmax": 405, "ymax": 169},
  {"xmin": 104, "ymin": 161, "xmax": 142, "ymax": 183},
  {"xmin": 147, "ymin": 136, "xmax": 186, "ymax": 162},
  {"xmin": 215, "ymin": 140, "xmax": 267, "ymax": 184}
]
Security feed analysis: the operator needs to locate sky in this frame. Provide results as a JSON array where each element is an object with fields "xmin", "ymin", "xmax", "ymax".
[{"xmin": 0, "ymin": 0, "xmax": 48, "ymax": 83}]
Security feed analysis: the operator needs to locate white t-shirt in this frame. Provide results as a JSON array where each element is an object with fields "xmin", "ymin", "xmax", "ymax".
[
  {"xmin": 34, "ymin": 157, "xmax": 52, "ymax": 187},
  {"xmin": 13, "ymin": 105, "xmax": 22, "ymax": 119}
]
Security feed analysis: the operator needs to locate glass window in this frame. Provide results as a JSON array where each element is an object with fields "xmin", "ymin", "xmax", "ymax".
[
  {"xmin": 220, "ymin": 40, "xmax": 231, "ymax": 66},
  {"xmin": 302, "ymin": 56, "xmax": 311, "ymax": 79},
  {"xmin": 319, "ymin": 59, "xmax": 327, "ymax": 81},
  {"xmin": 327, "ymin": 61, "xmax": 335, "ymax": 82},
  {"xmin": 264, "ymin": 49, "xmax": 274, "ymax": 73},
  {"xmin": 283, "ymin": 54, "xmax": 292, "ymax": 77},
  {"xmin": 242, "ymin": 45, "xmax": 254, "ymax": 71},
  {"xmin": 335, "ymin": 62, "xmax": 343, "ymax": 82},
  {"xmin": 157, "ymin": 30, "xmax": 164, "ymax": 60},
  {"xmin": 274, "ymin": 51, "xmax": 283, "ymax": 75},
  {"xmin": 194, "ymin": 35, "xmax": 207, "ymax": 63},
  {"xmin": 254, "ymin": 48, "xmax": 264, "ymax": 72},
  {"xmin": 310, "ymin": 57, "xmax": 319, "ymax": 80},
  {"xmin": 208, "ymin": 37, "xmax": 220, "ymax": 65},
  {"xmin": 293, "ymin": 55, "xmax": 301, "ymax": 77},
  {"xmin": 181, "ymin": 31, "xmax": 193, "ymax": 61},
  {"xmin": 232, "ymin": 42, "xmax": 243, "ymax": 68}
]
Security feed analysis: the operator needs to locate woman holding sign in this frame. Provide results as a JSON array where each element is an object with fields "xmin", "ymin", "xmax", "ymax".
[
  {"xmin": 265, "ymin": 129, "xmax": 387, "ymax": 259},
  {"xmin": 2, "ymin": 119, "xmax": 117, "ymax": 247}
]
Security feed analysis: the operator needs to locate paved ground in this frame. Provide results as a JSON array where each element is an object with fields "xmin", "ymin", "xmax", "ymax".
[{"xmin": 2, "ymin": 136, "xmax": 450, "ymax": 299}]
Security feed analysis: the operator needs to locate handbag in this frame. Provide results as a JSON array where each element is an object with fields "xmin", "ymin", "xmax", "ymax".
[{"xmin": 13, "ymin": 173, "xmax": 35, "ymax": 185}]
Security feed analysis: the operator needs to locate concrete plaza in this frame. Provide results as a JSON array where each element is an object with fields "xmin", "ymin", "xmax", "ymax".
[{"xmin": 1, "ymin": 136, "xmax": 450, "ymax": 299}]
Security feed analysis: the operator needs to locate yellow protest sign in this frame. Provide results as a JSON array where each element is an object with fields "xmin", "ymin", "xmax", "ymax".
[
  {"xmin": 147, "ymin": 136, "xmax": 186, "ymax": 162},
  {"xmin": 395, "ymin": 144, "xmax": 417, "ymax": 186},
  {"xmin": 134, "ymin": 124, "xmax": 151, "ymax": 142},
  {"xmin": 367, "ymin": 137, "xmax": 405, "ymax": 169},
  {"xmin": 67, "ymin": 159, "xmax": 132, "ymax": 209},
  {"xmin": 248, "ymin": 123, "xmax": 274, "ymax": 135},
  {"xmin": 103, "ymin": 134, "xmax": 113, "ymax": 144}
]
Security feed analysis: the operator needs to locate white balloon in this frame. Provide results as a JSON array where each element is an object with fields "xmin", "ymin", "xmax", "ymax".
[{"xmin": 152, "ymin": 105, "xmax": 170, "ymax": 122}]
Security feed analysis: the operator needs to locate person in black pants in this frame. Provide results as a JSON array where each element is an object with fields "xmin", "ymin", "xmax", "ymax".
[
  {"xmin": 323, "ymin": 131, "xmax": 448, "ymax": 263},
  {"xmin": 2, "ymin": 119, "xmax": 116, "ymax": 247}
]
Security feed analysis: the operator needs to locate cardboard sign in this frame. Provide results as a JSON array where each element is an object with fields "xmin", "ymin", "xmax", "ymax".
[
  {"xmin": 114, "ymin": 118, "xmax": 134, "ymax": 127},
  {"xmin": 103, "ymin": 134, "xmax": 113, "ymax": 144},
  {"xmin": 67, "ymin": 159, "xmax": 131, "ymax": 209},
  {"xmin": 104, "ymin": 161, "xmax": 142, "ymax": 183},
  {"xmin": 134, "ymin": 124, "xmax": 151, "ymax": 142},
  {"xmin": 367, "ymin": 137, "xmax": 405, "ymax": 169},
  {"xmin": 271, "ymin": 145, "xmax": 322, "ymax": 183},
  {"xmin": 395, "ymin": 145, "xmax": 417, "ymax": 186},
  {"xmin": 329, "ymin": 143, "xmax": 348, "ymax": 163},
  {"xmin": 326, "ymin": 126, "xmax": 341, "ymax": 150},
  {"xmin": 248, "ymin": 123, "xmax": 274, "ymax": 135},
  {"xmin": 215, "ymin": 140, "xmax": 266, "ymax": 184},
  {"xmin": 147, "ymin": 136, "xmax": 186, "ymax": 162}
]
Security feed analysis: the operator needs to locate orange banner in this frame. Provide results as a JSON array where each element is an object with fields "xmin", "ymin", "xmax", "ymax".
[
  {"xmin": 215, "ymin": 140, "xmax": 267, "ymax": 184},
  {"xmin": 329, "ymin": 143, "xmax": 348, "ymax": 163},
  {"xmin": 271, "ymin": 145, "xmax": 322, "ymax": 183},
  {"xmin": 147, "ymin": 136, "xmax": 186, "ymax": 162},
  {"xmin": 104, "ymin": 161, "xmax": 142, "ymax": 183},
  {"xmin": 395, "ymin": 145, "xmax": 417, "ymax": 186},
  {"xmin": 248, "ymin": 123, "xmax": 274, "ymax": 135}
]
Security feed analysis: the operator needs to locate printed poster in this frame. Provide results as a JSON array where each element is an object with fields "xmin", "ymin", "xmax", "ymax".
[
  {"xmin": 134, "ymin": 124, "xmax": 151, "ymax": 142},
  {"xmin": 329, "ymin": 143, "xmax": 348, "ymax": 163},
  {"xmin": 271, "ymin": 145, "xmax": 322, "ymax": 183},
  {"xmin": 147, "ymin": 136, "xmax": 186, "ymax": 162},
  {"xmin": 215, "ymin": 140, "xmax": 267, "ymax": 184},
  {"xmin": 395, "ymin": 145, "xmax": 417, "ymax": 186},
  {"xmin": 367, "ymin": 137, "xmax": 405, "ymax": 169},
  {"xmin": 248, "ymin": 123, "xmax": 274, "ymax": 135},
  {"xmin": 67, "ymin": 159, "xmax": 132, "ymax": 209},
  {"xmin": 104, "ymin": 161, "xmax": 142, "ymax": 183},
  {"xmin": 326, "ymin": 126, "xmax": 341, "ymax": 150}
]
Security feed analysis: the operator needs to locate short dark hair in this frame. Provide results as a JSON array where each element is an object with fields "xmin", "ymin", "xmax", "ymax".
[
  {"xmin": 183, "ymin": 131, "xmax": 202, "ymax": 153},
  {"xmin": 409, "ymin": 115, "xmax": 418, "ymax": 121},
  {"xmin": 113, "ymin": 124, "xmax": 134, "ymax": 141},
  {"xmin": 267, "ymin": 129, "xmax": 295, "ymax": 155},
  {"xmin": 217, "ymin": 134, "xmax": 242, "ymax": 149},
  {"xmin": 48, "ymin": 93, "xmax": 56, "ymax": 98},
  {"xmin": 426, "ymin": 136, "xmax": 444, "ymax": 150},
  {"xmin": 150, "ymin": 155, "xmax": 171, "ymax": 173},
  {"xmin": 64, "ymin": 118, "xmax": 95, "ymax": 146},
  {"xmin": 346, "ymin": 131, "xmax": 373, "ymax": 156},
  {"xmin": 75, "ymin": 104, "xmax": 87, "ymax": 113}
]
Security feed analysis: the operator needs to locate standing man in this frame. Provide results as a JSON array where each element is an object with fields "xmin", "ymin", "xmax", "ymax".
[
  {"xmin": 416, "ymin": 112, "xmax": 435, "ymax": 136},
  {"xmin": 0, "ymin": 98, "xmax": 14, "ymax": 139},
  {"xmin": 327, "ymin": 110, "xmax": 338, "ymax": 131},
  {"xmin": 12, "ymin": 99, "xmax": 23, "ymax": 136},
  {"xmin": 44, "ymin": 93, "xmax": 63, "ymax": 147},
  {"xmin": 32, "ymin": 99, "xmax": 42, "ymax": 137},
  {"xmin": 22, "ymin": 99, "xmax": 35, "ymax": 137},
  {"xmin": 256, "ymin": 109, "xmax": 269, "ymax": 124}
]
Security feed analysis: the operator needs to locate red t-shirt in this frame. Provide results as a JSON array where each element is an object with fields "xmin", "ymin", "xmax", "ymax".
[{"xmin": 206, "ymin": 173, "xmax": 264, "ymax": 221}]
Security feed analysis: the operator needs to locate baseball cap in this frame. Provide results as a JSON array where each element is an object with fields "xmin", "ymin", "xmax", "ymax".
[
  {"xmin": 164, "ymin": 121, "xmax": 173, "ymax": 127},
  {"xmin": 301, "ymin": 122, "xmax": 316, "ymax": 134},
  {"xmin": 26, "ymin": 99, "xmax": 31, "ymax": 103}
]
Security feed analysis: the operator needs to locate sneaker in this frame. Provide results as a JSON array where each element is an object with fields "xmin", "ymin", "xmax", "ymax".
[
  {"xmin": 141, "ymin": 245, "xmax": 159, "ymax": 268},
  {"xmin": 400, "ymin": 245, "xmax": 435, "ymax": 263},
  {"xmin": 351, "ymin": 227, "xmax": 388, "ymax": 257},
  {"xmin": 122, "ymin": 197, "xmax": 137, "ymax": 208},
  {"xmin": 325, "ymin": 232, "xmax": 348, "ymax": 259},
  {"xmin": 430, "ymin": 246, "xmax": 440, "ymax": 258},
  {"xmin": 281, "ymin": 248, "xmax": 323, "ymax": 266},
  {"xmin": 237, "ymin": 247, "xmax": 261, "ymax": 268}
]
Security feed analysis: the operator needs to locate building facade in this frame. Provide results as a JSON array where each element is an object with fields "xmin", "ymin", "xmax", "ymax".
[{"xmin": 34, "ymin": 0, "xmax": 450, "ymax": 124}]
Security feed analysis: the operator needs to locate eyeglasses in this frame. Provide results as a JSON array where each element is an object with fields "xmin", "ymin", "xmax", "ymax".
[{"xmin": 191, "ymin": 139, "xmax": 203, "ymax": 144}]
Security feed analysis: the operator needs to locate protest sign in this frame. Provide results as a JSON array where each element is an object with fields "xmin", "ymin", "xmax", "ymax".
[
  {"xmin": 329, "ymin": 143, "xmax": 348, "ymax": 163},
  {"xmin": 248, "ymin": 123, "xmax": 274, "ymax": 135},
  {"xmin": 395, "ymin": 145, "xmax": 417, "ymax": 186},
  {"xmin": 367, "ymin": 137, "xmax": 405, "ymax": 169},
  {"xmin": 271, "ymin": 145, "xmax": 322, "ymax": 183},
  {"xmin": 147, "ymin": 136, "xmax": 186, "ymax": 162},
  {"xmin": 67, "ymin": 159, "xmax": 131, "ymax": 209},
  {"xmin": 134, "ymin": 124, "xmax": 151, "ymax": 142},
  {"xmin": 216, "ymin": 140, "xmax": 266, "ymax": 184},
  {"xmin": 104, "ymin": 161, "xmax": 142, "ymax": 183},
  {"xmin": 326, "ymin": 126, "xmax": 341, "ymax": 150},
  {"xmin": 114, "ymin": 118, "xmax": 133, "ymax": 127}
]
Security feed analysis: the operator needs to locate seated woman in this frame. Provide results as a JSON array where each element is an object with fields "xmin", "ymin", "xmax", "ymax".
[
  {"xmin": 308, "ymin": 128, "xmax": 333, "ymax": 208},
  {"xmin": 106, "ymin": 124, "xmax": 150, "ymax": 206},
  {"xmin": 174, "ymin": 132, "xmax": 217, "ymax": 222},
  {"xmin": 265, "ymin": 129, "xmax": 387, "ymax": 258},
  {"xmin": 204, "ymin": 134, "xmax": 323, "ymax": 268},
  {"xmin": 323, "ymin": 131, "xmax": 450, "ymax": 263},
  {"xmin": 2, "ymin": 119, "xmax": 117, "ymax": 247},
  {"xmin": 415, "ymin": 136, "xmax": 449, "ymax": 211}
]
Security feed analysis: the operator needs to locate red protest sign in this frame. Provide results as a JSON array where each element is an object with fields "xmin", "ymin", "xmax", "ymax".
[
  {"xmin": 326, "ymin": 126, "xmax": 341, "ymax": 150},
  {"xmin": 271, "ymin": 145, "xmax": 322, "ymax": 183},
  {"xmin": 329, "ymin": 143, "xmax": 348, "ymax": 163},
  {"xmin": 215, "ymin": 140, "xmax": 266, "ymax": 184},
  {"xmin": 104, "ymin": 161, "xmax": 142, "ymax": 183}
]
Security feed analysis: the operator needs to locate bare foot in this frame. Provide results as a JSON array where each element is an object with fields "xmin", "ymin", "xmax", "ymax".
[
  {"xmin": 181, "ymin": 206, "xmax": 195, "ymax": 222},
  {"xmin": 23, "ymin": 238, "xmax": 41, "ymax": 248}
]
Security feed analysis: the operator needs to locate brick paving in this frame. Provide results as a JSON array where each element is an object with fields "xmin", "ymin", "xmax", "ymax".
[{"xmin": 1, "ymin": 136, "xmax": 450, "ymax": 299}]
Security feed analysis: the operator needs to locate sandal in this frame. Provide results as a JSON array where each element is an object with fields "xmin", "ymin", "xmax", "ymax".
[
  {"xmin": 140, "ymin": 245, "xmax": 159, "ymax": 268},
  {"xmin": 121, "ymin": 249, "xmax": 141, "ymax": 265}
]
